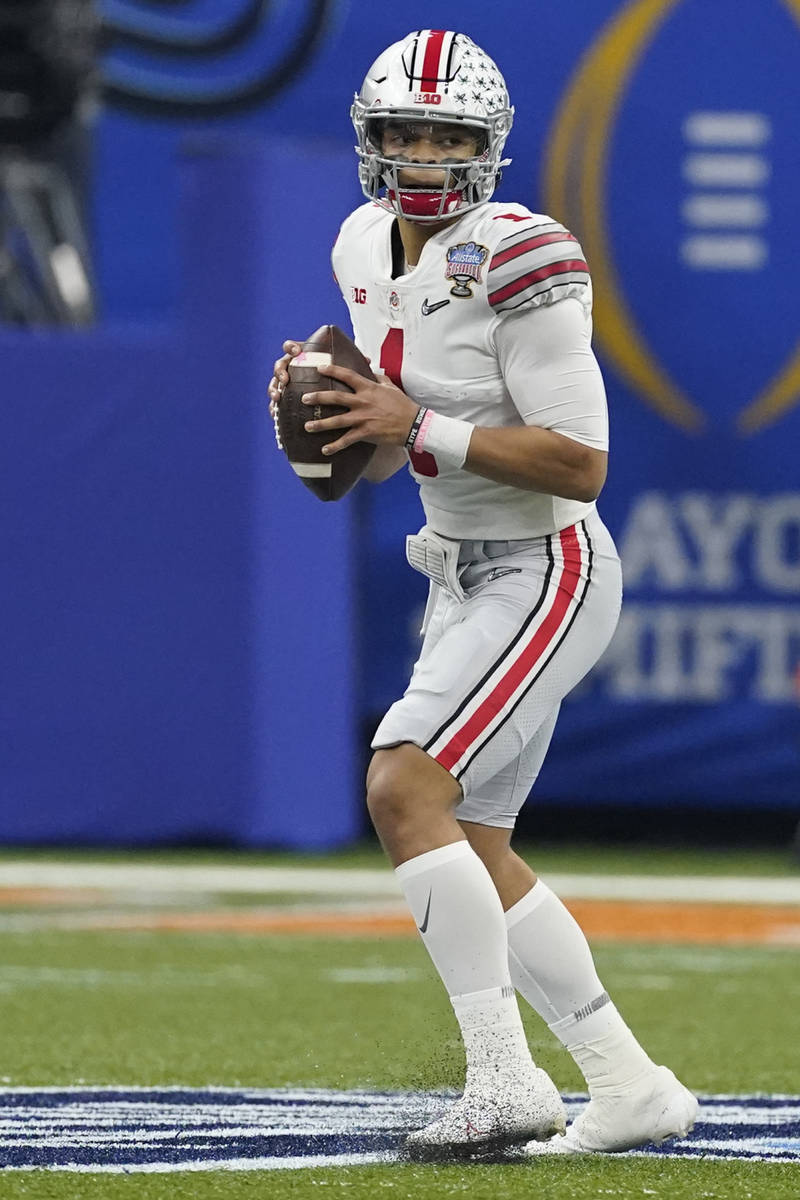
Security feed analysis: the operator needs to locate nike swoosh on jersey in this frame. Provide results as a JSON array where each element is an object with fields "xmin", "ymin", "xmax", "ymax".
[
  {"xmin": 417, "ymin": 889, "xmax": 433, "ymax": 933},
  {"xmin": 421, "ymin": 298, "xmax": 450, "ymax": 316}
]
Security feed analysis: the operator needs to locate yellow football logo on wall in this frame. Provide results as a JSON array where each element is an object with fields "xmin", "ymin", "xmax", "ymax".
[{"xmin": 543, "ymin": 0, "xmax": 800, "ymax": 435}]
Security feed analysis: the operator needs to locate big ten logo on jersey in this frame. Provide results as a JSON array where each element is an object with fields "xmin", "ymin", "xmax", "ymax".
[
  {"xmin": 414, "ymin": 93, "xmax": 442, "ymax": 105},
  {"xmin": 543, "ymin": 0, "xmax": 800, "ymax": 438},
  {"xmin": 351, "ymin": 287, "xmax": 367, "ymax": 305}
]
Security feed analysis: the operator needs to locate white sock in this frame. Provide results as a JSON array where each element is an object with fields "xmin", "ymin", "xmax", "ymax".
[
  {"xmin": 395, "ymin": 841, "xmax": 535, "ymax": 1085},
  {"xmin": 452, "ymin": 986, "xmax": 536, "ymax": 1089},
  {"xmin": 505, "ymin": 880, "xmax": 654, "ymax": 1091}
]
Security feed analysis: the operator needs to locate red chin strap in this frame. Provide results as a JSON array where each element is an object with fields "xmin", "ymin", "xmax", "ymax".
[{"xmin": 388, "ymin": 189, "xmax": 463, "ymax": 218}]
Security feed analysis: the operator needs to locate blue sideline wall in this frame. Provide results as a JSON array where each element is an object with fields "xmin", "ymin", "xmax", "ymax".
[{"xmin": 0, "ymin": 142, "xmax": 360, "ymax": 847}]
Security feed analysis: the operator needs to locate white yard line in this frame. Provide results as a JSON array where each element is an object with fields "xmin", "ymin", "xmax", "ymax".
[{"xmin": 0, "ymin": 861, "xmax": 798, "ymax": 906}]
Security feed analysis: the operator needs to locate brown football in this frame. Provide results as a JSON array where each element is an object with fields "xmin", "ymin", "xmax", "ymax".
[{"xmin": 276, "ymin": 325, "xmax": 376, "ymax": 501}]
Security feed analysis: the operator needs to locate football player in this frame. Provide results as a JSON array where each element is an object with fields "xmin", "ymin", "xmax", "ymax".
[{"xmin": 269, "ymin": 29, "xmax": 697, "ymax": 1159}]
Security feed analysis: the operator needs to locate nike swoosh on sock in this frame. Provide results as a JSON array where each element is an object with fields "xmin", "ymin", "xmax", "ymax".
[{"xmin": 418, "ymin": 890, "xmax": 433, "ymax": 933}]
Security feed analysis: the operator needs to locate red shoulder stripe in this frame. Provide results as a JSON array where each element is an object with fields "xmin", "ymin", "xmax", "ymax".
[
  {"xmin": 488, "ymin": 259, "xmax": 589, "ymax": 306},
  {"xmin": 489, "ymin": 231, "xmax": 578, "ymax": 272}
]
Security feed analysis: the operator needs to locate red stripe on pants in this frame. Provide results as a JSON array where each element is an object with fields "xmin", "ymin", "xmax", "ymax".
[{"xmin": 434, "ymin": 525, "xmax": 582, "ymax": 772}]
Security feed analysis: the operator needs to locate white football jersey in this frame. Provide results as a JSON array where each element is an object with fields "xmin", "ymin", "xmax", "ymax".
[{"xmin": 332, "ymin": 200, "xmax": 609, "ymax": 539}]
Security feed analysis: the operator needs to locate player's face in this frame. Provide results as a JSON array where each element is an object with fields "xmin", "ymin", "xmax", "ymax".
[{"xmin": 380, "ymin": 120, "xmax": 481, "ymax": 186}]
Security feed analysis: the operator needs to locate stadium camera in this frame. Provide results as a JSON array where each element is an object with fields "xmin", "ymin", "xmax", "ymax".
[{"xmin": 0, "ymin": 0, "xmax": 100, "ymax": 327}]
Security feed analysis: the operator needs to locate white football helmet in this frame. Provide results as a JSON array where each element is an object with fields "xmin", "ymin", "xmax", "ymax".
[{"xmin": 351, "ymin": 30, "xmax": 514, "ymax": 222}]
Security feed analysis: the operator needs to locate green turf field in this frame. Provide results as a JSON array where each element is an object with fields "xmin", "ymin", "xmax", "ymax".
[
  {"xmin": 0, "ymin": 845, "xmax": 798, "ymax": 1198},
  {"xmin": 1, "ymin": 1158, "xmax": 799, "ymax": 1200}
]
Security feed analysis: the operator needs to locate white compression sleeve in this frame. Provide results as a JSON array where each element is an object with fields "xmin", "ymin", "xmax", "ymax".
[
  {"xmin": 493, "ymin": 298, "xmax": 609, "ymax": 451},
  {"xmin": 505, "ymin": 879, "xmax": 608, "ymax": 1037},
  {"xmin": 395, "ymin": 841, "xmax": 513, "ymax": 997},
  {"xmin": 506, "ymin": 881, "xmax": 654, "ymax": 1089}
]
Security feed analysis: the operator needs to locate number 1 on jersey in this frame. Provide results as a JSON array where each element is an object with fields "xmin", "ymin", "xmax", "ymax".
[{"xmin": 379, "ymin": 328, "xmax": 438, "ymax": 477}]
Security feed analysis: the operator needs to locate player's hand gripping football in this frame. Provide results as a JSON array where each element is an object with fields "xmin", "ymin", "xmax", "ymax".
[
  {"xmin": 268, "ymin": 340, "xmax": 303, "ymax": 447},
  {"xmin": 300, "ymin": 364, "xmax": 419, "ymax": 455}
]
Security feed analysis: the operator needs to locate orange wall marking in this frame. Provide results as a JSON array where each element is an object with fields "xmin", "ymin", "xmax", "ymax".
[
  {"xmin": 10, "ymin": 900, "xmax": 792, "ymax": 946},
  {"xmin": 1, "ymin": 887, "xmax": 799, "ymax": 946},
  {"xmin": 144, "ymin": 900, "xmax": 800, "ymax": 945}
]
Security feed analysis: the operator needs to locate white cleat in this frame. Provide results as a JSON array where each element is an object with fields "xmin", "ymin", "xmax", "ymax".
[
  {"xmin": 403, "ymin": 1067, "xmax": 566, "ymax": 1161},
  {"xmin": 523, "ymin": 1065, "xmax": 698, "ymax": 1155}
]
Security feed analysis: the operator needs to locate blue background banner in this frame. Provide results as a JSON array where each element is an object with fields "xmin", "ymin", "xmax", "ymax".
[
  {"xmin": 1, "ymin": 142, "xmax": 360, "ymax": 848},
  {"xmin": 1, "ymin": 0, "xmax": 798, "ymax": 846}
]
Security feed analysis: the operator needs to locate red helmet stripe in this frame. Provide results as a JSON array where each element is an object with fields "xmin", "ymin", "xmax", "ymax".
[{"xmin": 419, "ymin": 29, "xmax": 447, "ymax": 92}]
